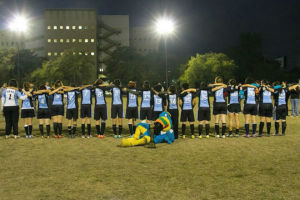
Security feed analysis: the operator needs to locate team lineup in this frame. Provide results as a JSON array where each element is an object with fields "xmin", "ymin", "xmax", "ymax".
[{"xmin": 1, "ymin": 76, "xmax": 299, "ymax": 145}]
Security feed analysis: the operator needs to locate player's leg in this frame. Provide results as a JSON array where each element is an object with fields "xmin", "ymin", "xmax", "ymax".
[
  {"xmin": 86, "ymin": 117, "xmax": 91, "ymax": 137},
  {"xmin": 214, "ymin": 114, "xmax": 220, "ymax": 137},
  {"xmin": 221, "ymin": 114, "xmax": 226, "ymax": 138},
  {"xmin": 24, "ymin": 118, "xmax": 29, "ymax": 138},
  {"xmin": 12, "ymin": 106, "xmax": 19, "ymax": 138},
  {"xmin": 57, "ymin": 115, "xmax": 63, "ymax": 137},
  {"xmin": 228, "ymin": 113, "xmax": 233, "ymax": 136},
  {"xmin": 259, "ymin": 116, "xmax": 265, "ymax": 136},
  {"xmin": 251, "ymin": 114, "xmax": 257, "ymax": 137},
  {"xmin": 244, "ymin": 114, "xmax": 250, "ymax": 137},
  {"xmin": 45, "ymin": 118, "xmax": 50, "ymax": 138},
  {"xmin": 234, "ymin": 113, "xmax": 240, "ymax": 136}
]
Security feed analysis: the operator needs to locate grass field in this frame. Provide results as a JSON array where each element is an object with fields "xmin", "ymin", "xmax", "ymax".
[{"xmin": 0, "ymin": 98, "xmax": 299, "ymax": 200}]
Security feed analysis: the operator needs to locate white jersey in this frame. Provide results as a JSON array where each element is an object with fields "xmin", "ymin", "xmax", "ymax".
[{"xmin": 1, "ymin": 88, "xmax": 27, "ymax": 107}]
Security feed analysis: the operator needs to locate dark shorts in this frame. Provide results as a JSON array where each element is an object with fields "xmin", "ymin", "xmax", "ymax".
[
  {"xmin": 94, "ymin": 105, "xmax": 107, "ymax": 120},
  {"xmin": 152, "ymin": 110, "xmax": 163, "ymax": 121},
  {"xmin": 21, "ymin": 109, "xmax": 35, "ymax": 118},
  {"xmin": 80, "ymin": 104, "xmax": 92, "ymax": 118},
  {"xmin": 66, "ymin": 108, "xmax": 78, "ymax": 120},
  {"xmin": 198, "ymin": 107, "xmax": 211, "ymax": 121},
  {"xmin": 140, "ymin": 108, "xmax": 152, "ymax": 120},
  {"xmin": 213, "ymin": 103, "xmax": 227, "ymax": 115},
  {"xmin": 259, "ymin": 103, "xmax": 273, "ymax": 117},
  {"xmin": 243, "ymin": 104, "xmax": 258, "ymax": 115},
  {"xmin": 51, "ymin": 105, "xmax": 64, "ymax": 116},
  {"xmin": 111, "ymin": 105, "xmax": 123, "ymax": 118},
  {"xmin": 275, "ymin": 105, "xmax": 287, "ymax": 120},
  {"xmin": 126, "ymin": 107, "xmax": 138, "ymax": 119},
  {"xmin": 180, "ymin": 110, "xmax": 195, "ymax": 122},
  {"xmin": 37, "ymin": 108, "xmax": 50, "ymax": 119},
  {"xmin": 228, "ymin": 104, "xmax": 241, "ymax": 113}
]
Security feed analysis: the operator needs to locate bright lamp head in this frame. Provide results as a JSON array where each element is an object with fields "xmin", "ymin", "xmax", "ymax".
[
  {"xmin": 8, "ymin": 15, "xmax": 28, "ymax": 33},
  {"xmin": 155, "ymin": 17, "xmax": 175, "ymax": 35}
]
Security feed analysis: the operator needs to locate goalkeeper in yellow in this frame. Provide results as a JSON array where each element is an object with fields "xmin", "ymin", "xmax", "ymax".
[{"xmin": 121, "ymin": 111, "xmax": 174, "ymax": 147}]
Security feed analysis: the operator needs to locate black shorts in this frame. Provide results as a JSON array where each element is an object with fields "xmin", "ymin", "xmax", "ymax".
[
  {"xmin": 80, "ymin": 104, "xmax": 92, "ymax": 118},
  {"xmin": 66, "ymin": 108, "xmax": 78, "ymax": 120},
  {"xmin": 140, "ymin": 108, "xmax": 152, "ymax": 120},
  {"xmin": 51, "ymin": 105, "xmax": 64, "ymax": 116},
  {"xmin": 198, "ymin": 108, "xmax": 211, "ymax": 121},
  {"xmin": 94, "ymin": 105, "xmax": 107, "ymax": 120},
  {"xmin": 126, "ymin": 107, "xmax": 138, "ymax": 119},
  {"xmin": 228, "ymin": 104, "xmax": 241, "ymax": 113},
  {"xmin": 275, "ymin": 105, "xmax": 287, "ymax": 120},
  {"xmin": 243, "ymin": 104, "xmax": 258, "ymax": 115},
  {"xmin": 213, "ymin": 103, "xmax": 227, "ymax": 115},
  {"xmin": 21, "ymin": 109, "xmax": 35, "ymax": 118},
  {"xmin": 111, "ymin": 105, "xmax": 123, "ymax": 118},
  {"xmin": 259, "ymin": 103, "xmax": 273, "ymax": 117},
  {"xmin": 180, "ymin": 110, "xmax": 195, "ymax": 122},
  {"xmin": 37, "ymin": 108, "xmax": 50, "ymax": 119},
  {"xmin": 152, "ymin": 110, "xmax": 163, "ymax": 121}
]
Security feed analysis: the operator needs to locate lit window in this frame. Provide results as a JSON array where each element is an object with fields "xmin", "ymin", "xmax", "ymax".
[
  {"xmin": 53, "ymin": 26, "xmax": 57, "ymax": 30},
  {"xmin": 78, "ymin": 26, "xmax": 82, "ymax": 30},
  {"xmin": 60, "ymin": 52, "xmax": 64, "ymax": 56},
  {"xmin": 47, "ymin": 52, "xmax": 51, "ymax": 56},
  {"xmin": 47, "ymin": 39, "xmax": 51, "ymax": 43},
  {"xmin": 60, "ymin": 26, "xmax": 63, "ymax": 30},
  {"xmin": 91, "ymin": 39, "xmax": 95, "ymax": 43},
  {"xmin": 47, "ymin": 26, "xmax": 51, "ymax": 30},
  {"xmin": 72, "ymin": 39, "xmax": 76, "ymax": 43},
  {"xmin": 78, "ymin": 52, "xmax": 82, "ymax": 55},
  {"xmin": 73, "ymin": 52, "xmax": 76, "ymax": 55},
  {"xmin": 85, "ymin": 39, "xmax": 88, "ymax": 43},
  {"xmin": 66, "ymin": 39, "xmax": 70, "ymax": 43},
  {"xmin": 72, "ymin": 26, "xmax": 76, "ymax": 30},
  {"xmin": 91, "ymin": 52, "xmax": 95, "ymax": 56},
  {"xmin": 54, "ymin": 52, "xmax": 58, "ymax": 56},
  {"xmin": 54, "ymin": 39, "xmax": 58, "ymax": 43},
  {"xmin": 85, "ymin": 52, "xmax": 88, "ymax": 56},
  {"xmin": 78, "ymin": 39, "xmax": 82, "ymax": 43},
  {"xmin": 66, "ymin": 26, "xmax": 70, "ymax": 30},
  {"xmin": 60, "ymin": 39, "xmax": 64, "ymax": 43}
]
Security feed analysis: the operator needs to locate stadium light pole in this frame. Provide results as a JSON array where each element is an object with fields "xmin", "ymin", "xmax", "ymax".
[
  {"xmin": 155, "ymin": 17, "xmax": 175, "ymax": 88},
  {"xmin": 8, "ymin": 15, "xmax": 28, "ymax": 84}
]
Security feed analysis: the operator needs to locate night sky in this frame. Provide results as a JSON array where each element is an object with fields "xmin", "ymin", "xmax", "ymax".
[{"xmin": 0, "ymin": 0, "xmax": 299, "ymax": 67}]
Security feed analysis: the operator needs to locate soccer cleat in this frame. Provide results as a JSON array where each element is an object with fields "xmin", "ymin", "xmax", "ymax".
[
  {"xmin": 234, "ymin": 134, "xmax": 239, "ymax": 137},
  {"xmin": 26, "ymin": 135, "xmax": 29, "ymax": 138},
  {"xmin": 198, "ymin": 135, "xmax": 202, "ymax": 139},
  {"xmin": 191, "ymin": 135, "xmax": 195, "ymax": 139},
  {"xmin": 206, "ymin": 135, "xmax": 210, "ymax": 139},
  {"xmin": 273, "ymin": 134, "xmax": 279, "ymax": 136},
  {"xmin": 54, "ymin": 135, "xmax": 58, "ymax": 138},
  {"xmin": 229, "ymin": 134, "xmax": 233, "ymax": 138},
  {"xmin": 251, "ymin": 134, "xmax": 256, "ymax": 138},
  {"xmin": 216, "ymin": 135, "xmax": 220, "ymax": 138},
  {"xmin": 99, "ymin": 135, "xmax": 104, "ymax": 138},
  {"xmin": 118, "ymin": 135, "xmax": 122, "ymax": 138},
  {"xmin": 47, "ymin": 136, "xmax": 50, "ymax": 139},
  {"xmin": 58, "ymin": 135, "xmax": 62, "ymax": 138},
  {"xmin": 81, "ymin": 135, "xmax": 85, "ymax": 138},
  {"xmin": 222, "ymin": 135, "xmax": 226, "ymax": 139},
  {"xmin": 114, "ymin": 135, "xmax": 118, "ymax": 139},
  {"xmin": 281, "ymin": 133, "xmax": 285, "ymax": 136},
  {"xmin": 97, "ymin": 135, "xmax": 101, "ymax": 138},
  {"xmin": 182, "ymin": 135, "xmax": 186, "ymax": 139},
  {"xmin": 41, "ymin": 135, "xmax": 44, "ymax": 138},
  {"xmin": 29, "ymin": 135, "xmax": 33, "ymax": 138},
  {"xmin": 243, "ymin": 134, "xmax": 249, "ymax": 138},
  {"xmin": 14, "ymin": 135, "xmax": 18, "ymax": 139},
  {"xmin": 5, "ymin": 135, "xmax": 9, "ymax": 139}
]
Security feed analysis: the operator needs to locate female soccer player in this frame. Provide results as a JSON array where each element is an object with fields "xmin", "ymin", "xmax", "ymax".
[
  {"xmin": 21, "ymin": 82, "xmax": 35, "ymax": 138},
  {"xmin": 166, "ymin": 85, "xmax": 179, "ymax": 139},
  {"xmin": 49, "ymin": 80, "xmax": 65, "ymax": 138},
  {"xmin": 152, "ymin": 83, "xmax": 166, "ymax": 122},
  {"xmin": 227, "ymin": 79, "xmax": 241, "ymax": 137},
  {"xmin": 79, "ymin": 83, "xmax": 94, "ymax": 138},
  {"xmin": 1, "ymin": 79, "xmax": 28, "ymax": 139},
  {"xmin": 126, "ymin": 81, "xmax": 139, "ymax": 136}
]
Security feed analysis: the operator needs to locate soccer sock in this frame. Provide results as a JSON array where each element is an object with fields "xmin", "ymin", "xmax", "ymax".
[
  {"xmin": 221, "ymin": 123, "xmax": 226, "ymax": 136},
  {"xmin": 58, "ymin": 123, "xmax": 62, "ymax": 135},
  {"xmin": 81, "ymin": 124, "xmax": 85, "ymax": 135},
  {"xmin": 205, "ymin": 124, "xmax": 210, "ymax": 136},
  {"xmin": 87, "ymin": 124, "xmax": 91, "ymax": 135},
  {"xmin": 215, "ymin": 124, "xmax": 219, "ymax": 135},
  {"xmin": 54, "ymin": 123, "xmax": 58, "ymax": 135},
  {"xmin": 259, "ymin": 122, "xmax": 264, "ymax": 135},
  {"xmin": 235, "ymin": 129, "xmax": 239, "ymax": 135},
  {"xmin": 245, "ymin": 124, "xmax": 249, "ymax": 135},
  {"xmin": 101, "ymin": 122, "xmax": 106, "ymax": 135},
  {"xmin": 266, "ymin": 122, "xmax": 271, "ymax": 135},
  {"xmin": 24, "ymin": 125, "xmax": 29, "ymax": 136},
  {"xmin": 73, "ymin": 125, "xmax": 77, "ymax": 135},
  {"xmin": 275, "ymin": 122, "xmax": 279, "ymax": 134},
  {"xmin": 190, "ymin": 124, "xmax": 194, "ymax": 135},
  {"xmin": 68, "ymin": 126, "xmax": 72, "ymax": 135},
  {"xmin": 39, "ymin": 125, "xmax": 44, "ymax": 136},
  {"xmin": 46, "ymin": 125, "xmax": 50, "ymax": 136},
  {"xmin": 113, "ymin": 125, "xmax": 117, "ymax": 135},
  {"xmin": 29, "ymin": 125, "xmax": 32, "ymax": 135},
  {"xmin": 198, "ymin": 124, "xmax": 203, "ymax": 136},
  {"xmin": 182, "ymin": 124, "xmax": 186, "ymax": 135},
  {"xmin": 252, "ymin": 124, "xmax": 257, "ymax": 135},
  {"xmin": 229, "ymin": 130, "xmax": 232, "ymax": 136},
  {"xmin": 118, "ymin": 125, "xmax": 122, "ymax": 135},
  {"xmin": 96, "ymin": 125, "xmax": 100, "ymax": 135},
  {"xmin": 282, "ymin": 121, "xmax": 287, "ymax": 134},
  {"xmin": 128, "ymin": 124, "xmax": 133, "ymax": 135},
  {"xmin": 133, "ymin": 125, "xmax": 136, "ymax": 133}
]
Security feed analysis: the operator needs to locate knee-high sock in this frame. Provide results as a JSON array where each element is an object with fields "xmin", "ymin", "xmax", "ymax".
[
  {"xmin": 198, "ymin": 124, "xmax": 203, "ymax": 136},
  {"xmin": 113, "ymin": 125, "xmax": 117, "ymax": 135},
  {"xmin": 68, "ymin": 126, "xmax": 72, "ymax": 135},
  {"xmin": 39, "ymin": 125, "xmax": 44, "ymax": 136},
  {"xmin": 275, "ymin": 122, "xmax": 279, "ymax": 134},
  {"xmin": 182, "ymin": 124, "xmax": 186, "ymax": 135},
  {"xmin": 46, "ymin": 125, "xmax": 50, "ymax": 136},
  {"xmin": 128, "ymin": 124, "xmax": 133, "ymax": 135},
  {"xmin": 266, "ymin": 122, "xmax": 271, "ymax": 135},
  {"xmin": 72, "ymin": 125, "xmax": 77, "ymax": 135},
  {"xmin": 29, "ymin": 125, "xmax": 32, "ymax": 135},
  {"xmin": 245, "ymin": 124, "xmax": 249, "ymax": 135},
  {"xmin": 221, "ymin": 123, "xmax": 226, "ymax": 136},
  {"xmin": 118, "ymin": 125, "xmax": 122, "ymax": 135},
  {"xmin": 282, "ymin": 121, "xmax": 287, "ymax": 134},
  {"xmin": 259, "ymin": 122, "xmax": 264, "ymax": 135},
  {"xmin": 58, "ymin": 123, "xmax": 62, "ymax": 135},
  {"xmin": 101, "ymin": 122, "xmax": 106, "ymax": 135},
  {"xmin": 190, "ymin": 124, "xmax": 194, "ymax": 135},
  {"xmin": 81, "ymin": 124, "xmax": 85, "ymax": 135},
  {"xmin": 205, "ymin": 124, "xmax": 210, "ymax": 136},
  {"xmin": 96, "ymin": 125, "xmax": 100, "ymax": 135},
  {"xmin": 215, "ymin": 124, "xmax": 219, "ymax": 135},
  {"xmin": 252, "ymin": 124, "xmax": 257, "ymax": 135},
  {"xmin": 24, "ymin": 125, "xmax": 29, "ymax": 136},
  {"xmin": 87, "ymin": 124, "xmax": 91, "ymax": 135}
]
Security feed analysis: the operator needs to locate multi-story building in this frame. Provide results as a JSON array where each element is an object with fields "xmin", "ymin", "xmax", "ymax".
[{"xmin": 0, "ymin": 30, "xmax": 25, "ymax": 50}]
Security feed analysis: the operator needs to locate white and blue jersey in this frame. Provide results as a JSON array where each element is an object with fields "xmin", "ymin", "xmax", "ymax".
[
  {"xmin": 1, "ymin": 88, "xmax": 27, "ymax": 107},
  {"xmin": 180, "ymin": 92, "xmax": 194, "ymax": 110},
  {"xmin": 213, "ymin": 87, "xmax": 226, "ymax": 103},
  {"xmin": 127, "ymin": 89, "xmax": 138, "ymax": 108},
  {"xmin": 228, "ymin": 86, "xmax": 240, "ymax": 105},
  {"xmin": 260, "ymin": 88, "xmax": 272, "ymax": 104},
  {"xmin": 274, "ymin": 88, "xmax": 288, "ymax": 106},
  {"xmin": 198, "ymin": 89, "xmax": 210, "ymax": 108},
  {"xmin": 167, "ymin": 94, "xmax": 178, "ymax": 110},
  {"xmin": 244, "ymin": 87, "xmax": 257, "ymax": 105},
  {"xmin": 81, "ymin": 87, "xmax": 93, "ymax": 105},
  {"xmin": 52, "ymin": 93, "xmax": 64, "ymax": 106},
  {"xmin": 94, "ymin": 87, "xmax": 107, "ymax": 106},
  {"xmin": 21, "ymin": 91, "xmax": 34, "ymax": 110},
  {"xmin": 141, "ymin": 90, "xmax": 152, "ymax": 108},
  {"xmin": 37, "ymin": 93, "xmax": 49, "ymax": 109},
  {"xmin": 111, "ymin": 87, "xmax": 123, "ymax": 105},
  {"xmin": 66, "ymin": 90, "xmax": 79, "ymax": 109},
  {"xmin": 153, "ymin": 94, "xmax": 165, "ymax": 112}
]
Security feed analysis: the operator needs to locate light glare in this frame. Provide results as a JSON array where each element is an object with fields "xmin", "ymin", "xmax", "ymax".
[
  {"xmin": 155, "ymin": 18, "xmax": 175, "ymax": 35},
  {"xmin": 8, "ymin": 15, "xmax": 28, "ymax": 33}
]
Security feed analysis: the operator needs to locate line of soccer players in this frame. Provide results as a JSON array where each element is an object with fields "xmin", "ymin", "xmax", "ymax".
[{"xmin": 1, "ymin": 77, "xmax": 299, "ymax": 139}]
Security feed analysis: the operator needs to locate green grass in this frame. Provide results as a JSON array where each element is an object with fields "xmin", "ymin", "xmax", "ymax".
[{"xmin": 0, "ymin": 98, "xmax": 299, "ymax": 199}]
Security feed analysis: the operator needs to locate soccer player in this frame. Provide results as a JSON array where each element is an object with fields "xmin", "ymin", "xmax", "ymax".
[
  {"xmin": 126, "ymin": 81, "xmax": 139, "ymax": 136},
  {"xmin": 152, "ymin": 83, "xmax": 167, "ymax": 123},
  {"xmin": 49, "ymin": 81, "xmax": 65, "ymax": 138},
  {"xmin": 241, "ymin": 78, "xmax": 260, "ymax": 137},
  {"xmin": 79, "ymin": 83, "xmax": 94, "ymax": 138},
  {"xmin": 34, "ymin": 85, "xmax": 51, "ymax": 138},
  {"xmin": 21, "ymin": 82, "xmax": 35, "ymax": 138},
  {"xmin": 139, "ymin": 81, "xmax": 154, "ymax": 124},
  {"xmin": 179, "ymin": 83, "xmax": 196, "ymax": 139},
  {"xmin": 1, "ymin": 79, "xmax": 28, "ymax": 139},
  {"xmin": 64, "ymin": 84, "xmax": 80, "ymax": 138},
  {"xmin": 93, "ymin": 79, "xmax": 109, "ymax": 138},
  {"xmin": 210, "ymin": 76, "xmax": 228, "ymax": 138},
  {"xmin": 258, "ymin": 80, "xmax": 273, "ymax": 136},
  {"xmin": 166, "ymin": 85, "xmax": 179, "ymax": 139},
  {"xmin": 227, "ymin": 79, "xmax": 241, "ymax": 137},
  {"xmin": 110, "ymin": 79, "xmax": 126, "ymax": 138}
]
